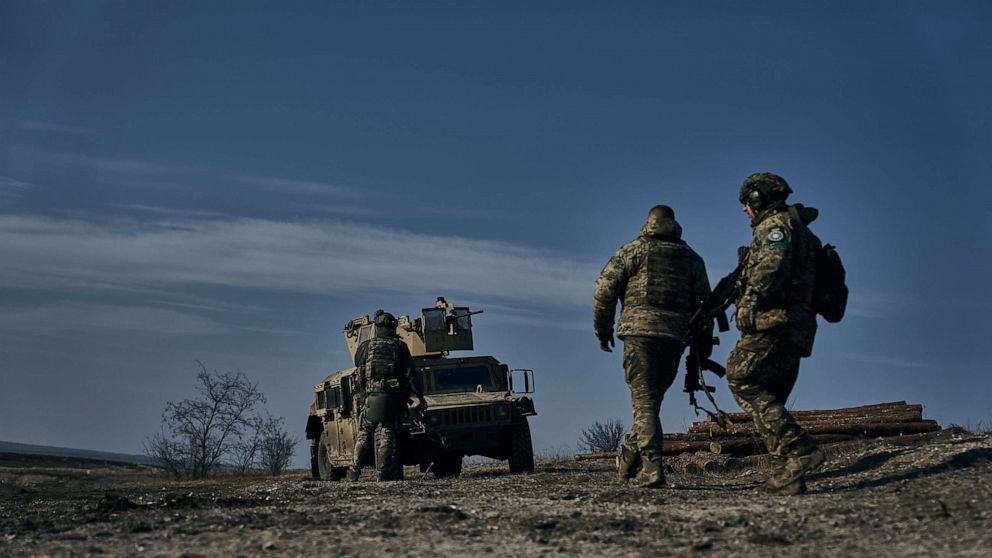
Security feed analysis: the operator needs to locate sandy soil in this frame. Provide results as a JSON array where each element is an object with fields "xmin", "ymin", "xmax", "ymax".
[{"xmin": 2, "ymin": 430, "xmax": 991, "ymax": 557}]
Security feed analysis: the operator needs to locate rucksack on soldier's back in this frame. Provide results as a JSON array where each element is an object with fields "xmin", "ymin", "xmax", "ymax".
[{"xmin": 813, "ymin": 243, "xmax": 848, "ymax": 323}]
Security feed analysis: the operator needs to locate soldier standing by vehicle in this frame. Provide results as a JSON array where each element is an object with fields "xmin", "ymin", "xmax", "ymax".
[
  {"xmin": 594, "ymin": 205, "xmax": 712, "ymax": 488},
  {"xmin": 347, "ymin": 310, "xmax": 427, "ymax": 481},
  {"xmin": 728, "ymin": 172, "xmax": 827, "ymax": 494}
]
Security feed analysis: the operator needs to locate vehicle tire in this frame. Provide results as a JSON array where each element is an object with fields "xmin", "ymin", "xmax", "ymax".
[
  {"xmin": 317, "ymin": 431, "xmax": 348, "ymax": 481},
  {"xmin": 431, "ymin": 454, "xmax": 463, "ymax": 478},
  {"xmin": 310, "ymin": 441, "xmax": 320, "ymax": 479},
  {"xmin": 507, "ymin": 419, "xmax": 535, "ymax": 474}
]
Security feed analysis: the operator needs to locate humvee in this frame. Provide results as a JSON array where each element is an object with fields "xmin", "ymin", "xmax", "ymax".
[{"xmin": 305, "ymin": 298, "xmax": 537, "ymax": 479}]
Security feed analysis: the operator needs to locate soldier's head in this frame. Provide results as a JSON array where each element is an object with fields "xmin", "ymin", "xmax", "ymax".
[
  {"xmin": 646, "ymin": 205, "xmax": 675, "ymax": 223},
  {"xmin": 374, "ymin": 310, "xmax": 398, "ymax": 333},
  {"xmin": 739, "ymin": 172, "xmax": 792, "ymax": 222}
]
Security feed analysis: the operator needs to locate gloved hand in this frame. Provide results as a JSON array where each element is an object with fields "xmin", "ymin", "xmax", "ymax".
[
  {"xmin": 597, "ymin": 331, "xmax": 615, "ymax": 352},
  {"xmin": 414, "ymin": 398, "xmax": 428, "ymax": 417},
  {"xmin": 736, "ymin": 304, "xmax": 757, "ymax": 334}
]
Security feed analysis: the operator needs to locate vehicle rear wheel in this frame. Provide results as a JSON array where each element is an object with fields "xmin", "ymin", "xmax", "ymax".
[
  {"xmin": 507, "ymin": 419, "xmax": 535, "ymax": 474},
  {"xmin": 317, "ymin": 431, "xmax": 347, "ymax": 481},
  {"xmin": 431, "ymin": 454, "xmax": 463, "ymax": 478}
]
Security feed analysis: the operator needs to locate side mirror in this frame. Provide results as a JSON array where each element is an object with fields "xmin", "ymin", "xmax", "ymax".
[{"xmin": 508, "ymin": 368, "xmax": 535, "ymax": 394}]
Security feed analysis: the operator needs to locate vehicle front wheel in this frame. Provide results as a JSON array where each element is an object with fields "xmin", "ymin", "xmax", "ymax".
[
  {"xmin": 507, "ymin": 420, "xmax": 535, "ymax": 474},
  {"xmin": 317, "ymin": 431, "xmax": 347, "ymax": 481}
]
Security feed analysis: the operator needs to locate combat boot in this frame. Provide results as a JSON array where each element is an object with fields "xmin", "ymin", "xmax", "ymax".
[
  {"xmin": 346, "ymin": 468, "xmax": 360, "ymax": 482},
  {"xmin": 765, "ymin": 475, "xmax": 807, "ymax": 495},
  {"xmin": 616, "ymin": 444, "xmax": 641, "ymax": 481},
  {"xmin": 765, "ymin": 447, "xmax": 825, "ymax": 495},
  {"xmin": 637, "ymin": 455, "xmax": 666, "ymax": 489}
]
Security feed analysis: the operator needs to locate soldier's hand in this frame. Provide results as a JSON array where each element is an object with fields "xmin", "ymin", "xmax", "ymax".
[
  {"xmin": 736, "ymin": 305, "xmax": 757, "ymax": 334},
  {"xmin": 598, "ymin": 334, "xmax": 615, "ymax": 352}
]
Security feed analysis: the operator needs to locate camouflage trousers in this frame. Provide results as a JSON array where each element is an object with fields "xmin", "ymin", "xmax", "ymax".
[
  {"xmin": 352, "ymin": 412, "xmax": 400, "ymax": 480},
  {"xmin": 727, "ymin": 334, "xmax": 817, "ymax": 465},
  {"xmin": 621, "ymin": 336, "xmax": 684, "ymax": 463}
]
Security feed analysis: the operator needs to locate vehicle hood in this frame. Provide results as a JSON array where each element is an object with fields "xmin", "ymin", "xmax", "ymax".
[{"xmin": 423, "ymin": 391, "xmax": 517, "ymax": 408}]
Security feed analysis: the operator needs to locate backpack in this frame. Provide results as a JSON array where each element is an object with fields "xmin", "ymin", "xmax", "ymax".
[
  {"xmin": 364, "ymin": 336, "xmax": 400, "ymax": 381},
  {"xmin": 813, "ymin": 243, "xmax": 848, "ymax": 323}
]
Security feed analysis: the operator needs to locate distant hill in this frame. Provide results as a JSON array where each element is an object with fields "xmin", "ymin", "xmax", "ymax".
[{"xmin": 0, "ymin": 440, "xmax": 158, "ymax": 467}]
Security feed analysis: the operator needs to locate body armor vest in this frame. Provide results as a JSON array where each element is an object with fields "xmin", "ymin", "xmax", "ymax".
[{"xmin": 363, "ymin": 336, "xmax": 402, "ymax": 383}]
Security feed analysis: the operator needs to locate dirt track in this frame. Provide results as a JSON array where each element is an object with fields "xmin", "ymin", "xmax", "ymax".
[{"xmin": 2, "ymin": 431, "xmax": 991, "ymax": 557}]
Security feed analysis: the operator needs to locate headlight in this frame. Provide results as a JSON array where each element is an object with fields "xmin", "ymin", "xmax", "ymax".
[
  {"xmin": 426, "ymin": 412, "xmax": 442, "ymax": 427},
  {"xmin": 494, "ymin": 405, "xmax": 510, "ymax": 420}
]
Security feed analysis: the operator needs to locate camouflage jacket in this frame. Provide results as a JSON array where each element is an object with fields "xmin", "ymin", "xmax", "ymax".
[
  {"xmin": 354, "ymin": 333, "xmax": 423, "ymax": 397},
  {"xmin": 593, "ymin": 218, "xmax": 711, "ymax": 342},
  {"xmin": 736, "ymin": 204, "xmax": 821, "ymax": 356}
]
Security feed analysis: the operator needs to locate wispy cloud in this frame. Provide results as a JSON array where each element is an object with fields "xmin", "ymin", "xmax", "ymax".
[
  {"xmin": 146, "ymin": 299, "xmax": 268, "ymax": 314},
  {"xmin": 0, "ymin": 177, "xmax": 33, "ymax": 198},
  {"xmin": 0, "ymin": 120, "xmax": 96, "ymax": 135},
  {"xmin": 0, "ymin": 214, "xmax": 599, "ymax": 308},
  {"xmin": 235, "ymin": 325, "xmax": 308, "ymax": 336},
  {"xmin": 16, "ymin": 151, "xmax": 191, "ymax": 176},
  {"xmin": 840, "ymin": 352, "xmax": 931, "ymax": 370},
  {"xmin": 0, "ymin": 303, "xmax": 230, "ymax": 335},
  {"xmin": 108, "ymin": 204, "xmax": 227, "ymax": 219},
  {"xmin": 238, "ymin": 176, "xmax": 355, "ymax": 198},
  {"xmin": 17, "ymin": 150, "xmax": 360, "ymax": 202},
  {"xmin": 284, "ymin": 201, "xmax": 376, "ymax": 217},
  {"xmin": 841, "ymin": 290, "xmax": 894, "ymax": 319}
]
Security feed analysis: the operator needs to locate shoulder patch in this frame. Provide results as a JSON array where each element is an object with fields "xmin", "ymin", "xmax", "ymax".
[{"xmin": 766, "ymin": 227, "xmax": 788, "ymax": 249}]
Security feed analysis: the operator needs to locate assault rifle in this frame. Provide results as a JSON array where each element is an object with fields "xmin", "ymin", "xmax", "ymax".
[{"xmin": 682, "ymin": 247, "xmax": 748, "ymax": 428}]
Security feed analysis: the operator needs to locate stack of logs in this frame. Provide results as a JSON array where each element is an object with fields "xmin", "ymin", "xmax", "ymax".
[{"xmin": 575, "ymin": 401, "xmax": 942, "ymax": 474}]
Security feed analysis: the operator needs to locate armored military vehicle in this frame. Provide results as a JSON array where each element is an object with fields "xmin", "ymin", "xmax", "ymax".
[{"xmin": 305, "ymin": 298, "xmax": 537, "ymax": 479}]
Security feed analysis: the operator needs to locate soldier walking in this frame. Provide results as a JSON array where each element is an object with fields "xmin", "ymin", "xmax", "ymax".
[
  {"xmin": 594, "ymin": 205, "xmax": 712, "ymax": 488},
  {"xmin": 727, "ymin": 172, "xmax": 827, "ymax": 494},
  {"xmin": 347, "ymin": 310, "xmax": 427, "ymax": 481}
]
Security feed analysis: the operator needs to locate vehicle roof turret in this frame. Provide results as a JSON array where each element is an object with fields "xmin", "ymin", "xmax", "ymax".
[{"xmin": 342, "ymin": 297, "xmax": 483, "ymax": 361}]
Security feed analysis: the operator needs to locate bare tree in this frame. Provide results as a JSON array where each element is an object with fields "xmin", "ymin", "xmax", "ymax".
[
  {"xmin": 229, "ymin": 416, "xmax": 265, "ymax": 474},
  {"xmin": 579, "ymin": 419, "xmax": 626, "ymax": 453},
  {"xmin": 257, "ymin": 416, "xmax": 297, "ymax": 476},
  {"xmin": 145, "ymin": 362, "xmax": 265, "ymax": 478}
]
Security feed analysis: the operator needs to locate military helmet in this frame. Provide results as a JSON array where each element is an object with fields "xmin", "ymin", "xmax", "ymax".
[
  {"xmin": 374, "ymin": 310, "xmax": 398, "ymax": 330},
  {"xmin": 739, "ymin": 172, "xmax": 793, "ymax": 210}
]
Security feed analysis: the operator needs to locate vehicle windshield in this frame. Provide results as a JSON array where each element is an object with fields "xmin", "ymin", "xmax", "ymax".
[{"xmin": 429, "ymin": 365, "xmax": 494, "ymax": 393}]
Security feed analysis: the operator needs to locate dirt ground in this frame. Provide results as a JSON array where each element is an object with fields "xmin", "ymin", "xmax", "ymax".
[{"xmin": 2, "ymin": 430, "xmax": 991, "ymax": 557}]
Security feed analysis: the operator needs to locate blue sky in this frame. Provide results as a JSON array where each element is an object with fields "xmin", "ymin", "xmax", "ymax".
[{"xmin": 1, "ymin": 1, "xmax": 990, "ymax": 464}]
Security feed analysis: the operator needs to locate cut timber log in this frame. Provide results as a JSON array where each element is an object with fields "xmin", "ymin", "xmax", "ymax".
[
  {"xmin": 692, "ymin": 411, "xmax": 925, "ymax": 435},
  {"xmin": 708, "ymin": 434, "xmax": 859, "ymax": 457},
  {"xmin": 575, "ymin": 452, "xmax": 614, "ymax": 461},
  {"xmin": 710, "ymin": 402, "xmax": 921, "ymax": 424},
  {"xmin": 574, "ymin": 440, "xmax": 719, "ymax": 460},
  {"xmin": 690, "ymin": 420, "xmax": 941, "ymax": 438}
]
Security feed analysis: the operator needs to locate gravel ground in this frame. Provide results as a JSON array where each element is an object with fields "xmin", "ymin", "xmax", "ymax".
[{"xmin": 2, "ymin": 430, "xmax": 991, "ymax": 557}]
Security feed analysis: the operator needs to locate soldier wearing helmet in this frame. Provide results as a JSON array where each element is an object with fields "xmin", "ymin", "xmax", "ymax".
[
  {"xmin": 347, "ymin": 310, "xmax": 427, "ymax": 481},
  {"xmin": 728, "ymin": 172, "xmax": 825, "ymax": 494}
]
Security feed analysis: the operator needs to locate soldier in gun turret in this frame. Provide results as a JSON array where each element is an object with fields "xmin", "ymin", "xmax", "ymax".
[
  {"xmin": 728, "ymin": 172, "xmax": 826, "ymax": 495},
  {"xmin": 347, "ymin": 310, "xmax": 428, "ymax": 481},
  {"xmin": 594, "ymin": 205, "xmax": 712, "ymax": 488}
]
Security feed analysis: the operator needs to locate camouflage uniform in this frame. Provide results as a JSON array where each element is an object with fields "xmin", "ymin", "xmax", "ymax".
[
  {"xmin": 594, "ymin": 217, "xmax": 711, "ymax": 485},
  {"xmin": 349, "ymin": 325, "xmax": 424, "ymax": 481},
  {"xmin": 728, "ymin": 174, "xmax": 824, "ymax": 492}
]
